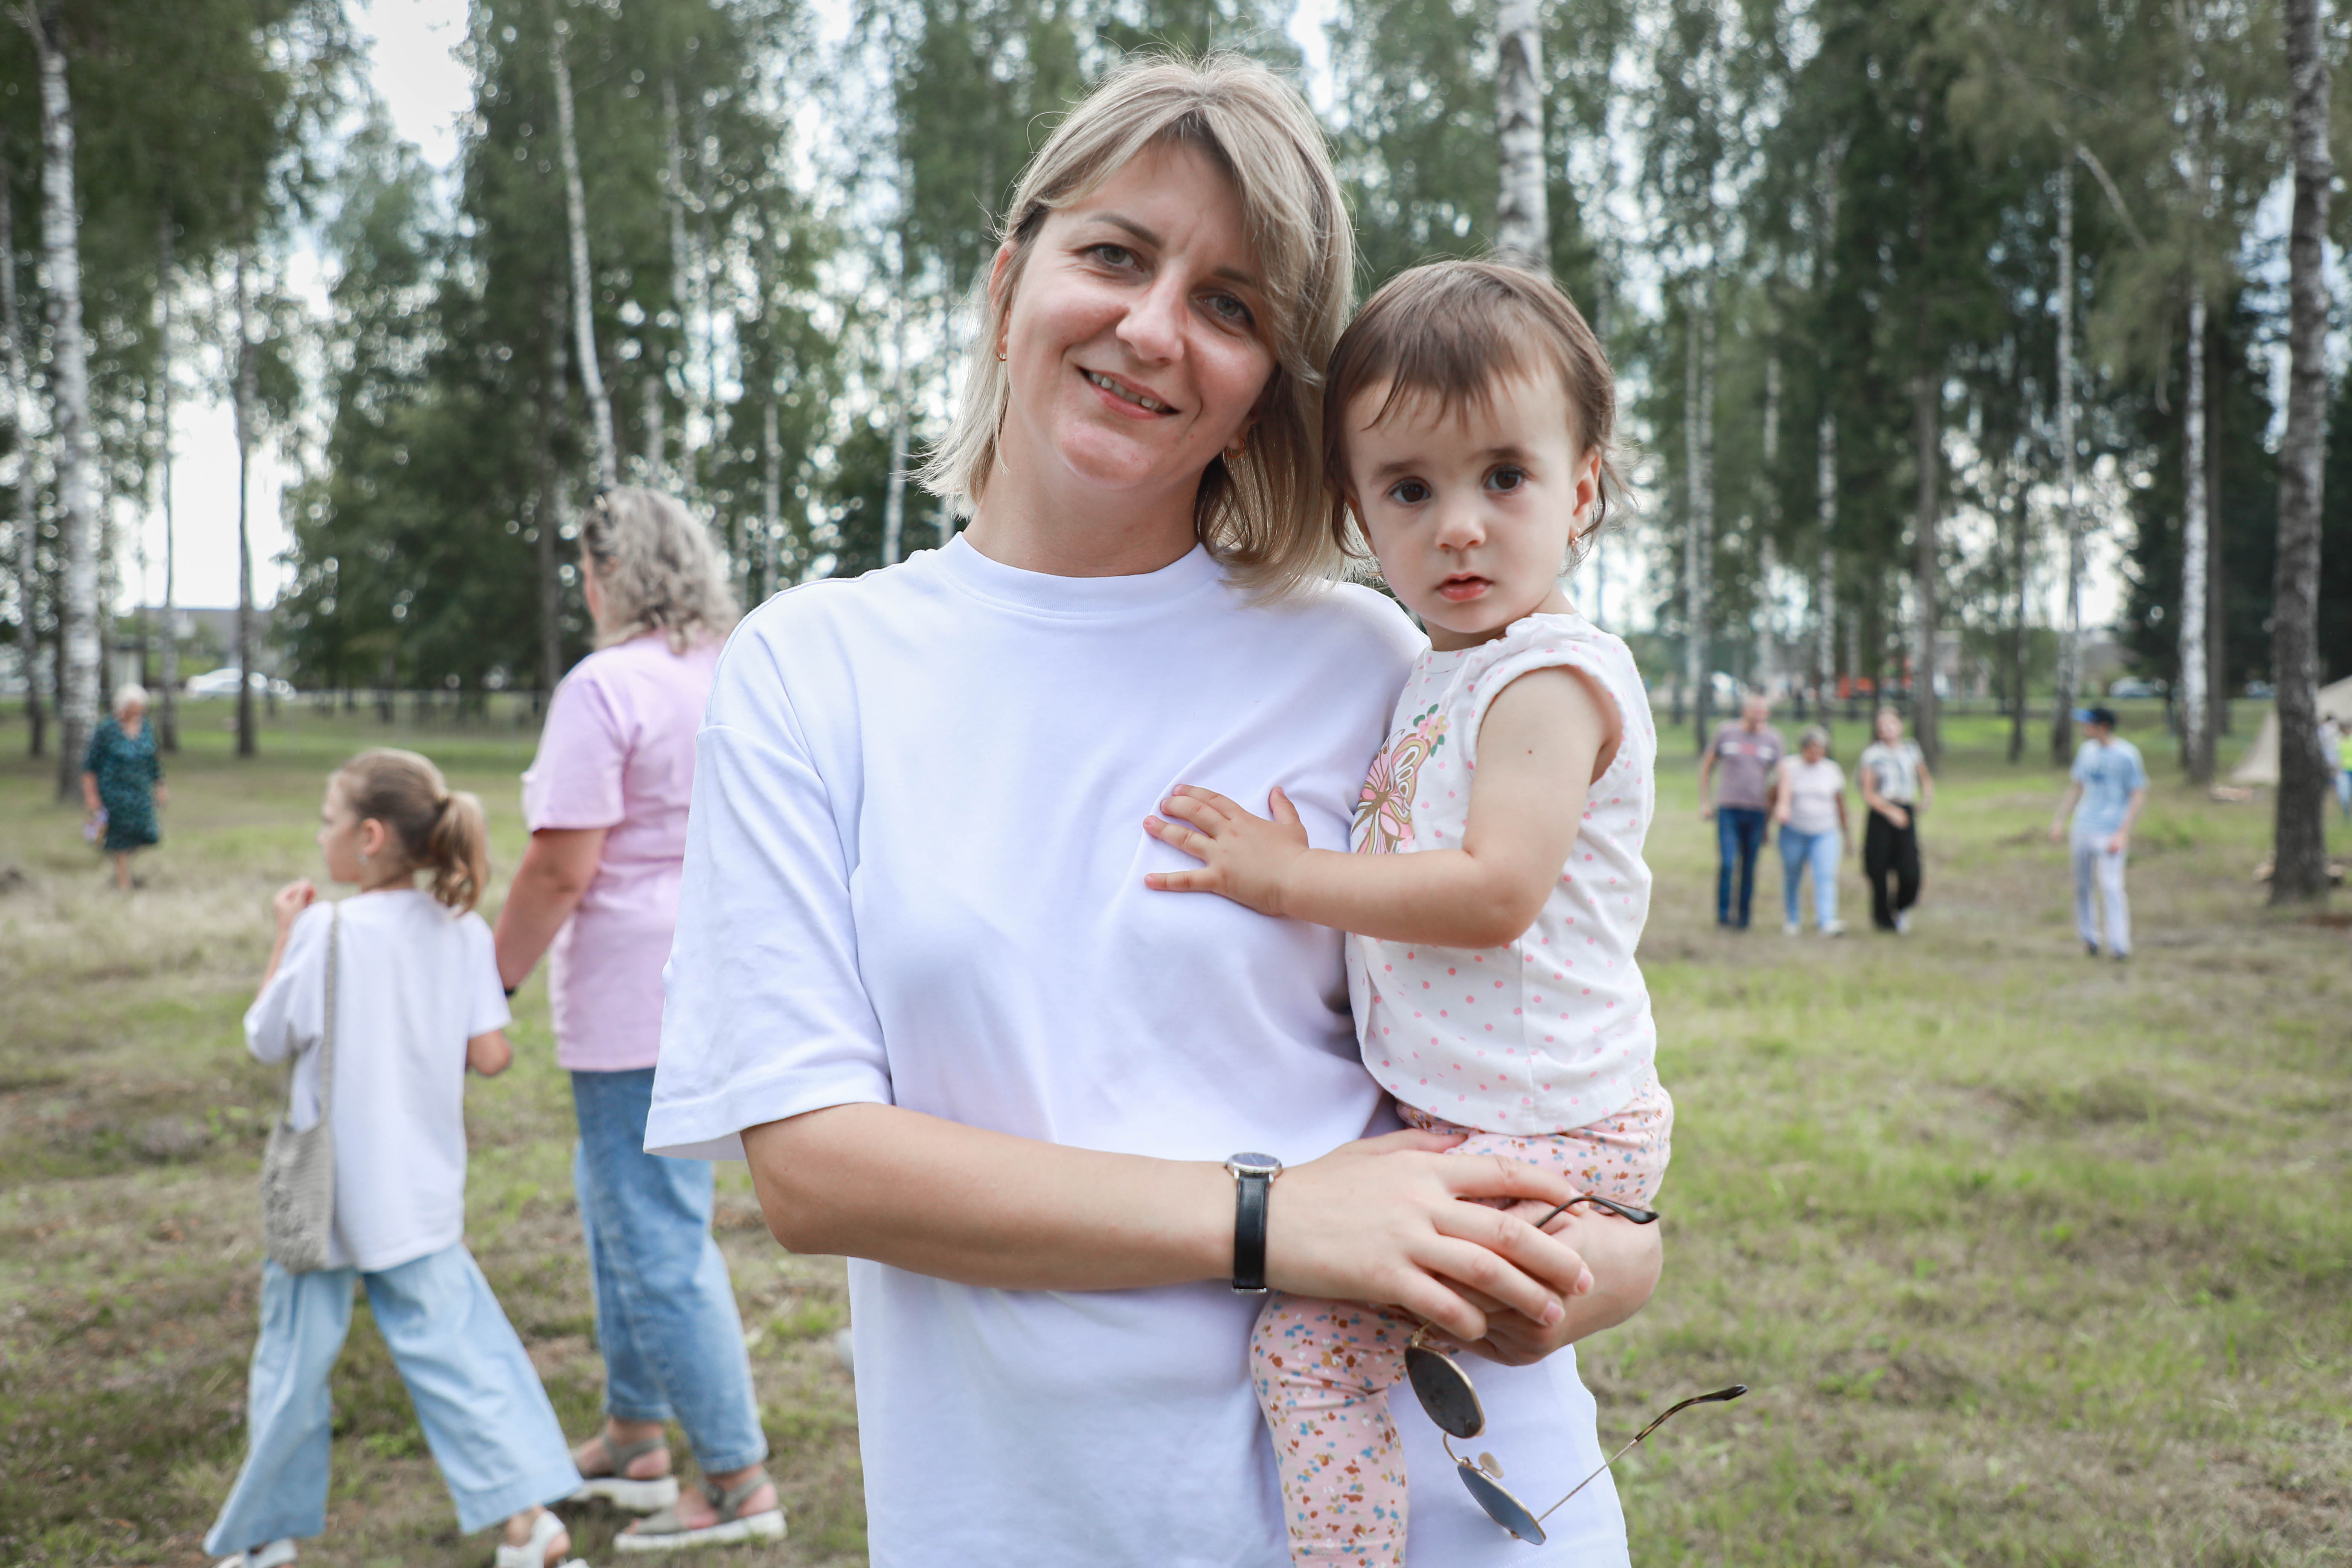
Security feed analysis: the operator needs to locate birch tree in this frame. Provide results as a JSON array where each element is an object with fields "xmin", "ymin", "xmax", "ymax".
[
  {"xmin": 1, "ymin": 155, "xmax": 37, "ymax": 759},
  {"xmin": 2270, "ymin": 0, "xmax": 2329, "ymax": 902},
  {"xmin": 551, "ymin": 11, "xmax": 617, "ymax": 488},
  {"xmin": 1494, "ymin": 0, "xmax": 1546, "ymax": 269},
  {"xmin": 230, "ymin": 238, "xmax": 259, "ymax": 757},
  {"xmin": 12, "ymin": 4, "xmax": 97, "ymax": 796}
]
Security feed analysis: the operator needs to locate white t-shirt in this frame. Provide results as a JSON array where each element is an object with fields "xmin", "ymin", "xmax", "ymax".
[
  {"xmin": 244, "ymin": 890, "xmax": 511, "ymax": 1272},
  {"xmin": 1349, "ymin": 612, "xmax": 1657, "ymax": 1136},
  {"xmin": 1782, "ymin": 756, "xmax": 1845, "ymax": 836},
  {"xmin": 1858, "ymin": 739, "xmax": 1923, "ymax": 805},
  {"xmin": 648, "ymin": 537, "xmax": 1632, "ymax": 1568}
]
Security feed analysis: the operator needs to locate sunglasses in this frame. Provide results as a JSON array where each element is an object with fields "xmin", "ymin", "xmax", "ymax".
[{"xmin": 1405, "ymin": 1336, "xmax": 1747, "ymax": 1544}]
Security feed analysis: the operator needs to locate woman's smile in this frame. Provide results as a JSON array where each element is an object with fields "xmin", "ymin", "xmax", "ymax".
[{"xmin": 1080, "ymin": 366, "xmax": 1177, "ymax": 416}]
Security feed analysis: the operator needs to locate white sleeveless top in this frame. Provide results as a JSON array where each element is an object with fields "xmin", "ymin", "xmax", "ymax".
[{"xmin": 1344, "ymin": 611, "xmax": 1658, "ymax": 1135}]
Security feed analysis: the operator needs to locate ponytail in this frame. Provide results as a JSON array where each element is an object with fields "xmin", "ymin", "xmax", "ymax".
[{"xmin": 333, "ymin": 748, "xmax": 493, "ymax": 913}]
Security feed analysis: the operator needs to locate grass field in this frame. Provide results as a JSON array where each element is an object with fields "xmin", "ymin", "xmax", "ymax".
[{"xmin": 1, "ymin": 697, "xmax": 2345, "ymax": 1566}]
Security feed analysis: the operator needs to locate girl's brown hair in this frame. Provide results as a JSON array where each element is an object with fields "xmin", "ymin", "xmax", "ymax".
[
  {"xmin": 1322, "ymin": 259, "xmax": 1624, "ymax": 567},
  {"xmin": 334, "ymin": 748, "xmax": 491, "ymax": 913},
  {"xmin": 918, "ymin": 52, "xmax": 1356, "ymax": 600}
]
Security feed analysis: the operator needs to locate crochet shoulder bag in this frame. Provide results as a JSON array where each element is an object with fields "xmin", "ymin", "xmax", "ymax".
[{"xmin": 259, "ymin": 901, "xmax": 339, "ymax": 1272}]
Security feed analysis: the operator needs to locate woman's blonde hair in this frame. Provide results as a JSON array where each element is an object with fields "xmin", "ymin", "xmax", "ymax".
[
  {"xmin": 918, "ymin": 52, "xmax": 1356, "ymax": 599},
  {"xmin": 334, "ymin": 748, "xmax": 490, "ymax": 913},
  {"xmin": 581, "ymin": 486, "xmax": 741, "ymax": 651}
]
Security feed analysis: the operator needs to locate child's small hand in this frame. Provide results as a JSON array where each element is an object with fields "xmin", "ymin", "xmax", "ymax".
[
  {"xmin": 1143, "ymin": 785, "xmax": 1311, "ymax": 917},
  {"xmin": 272, "ymin": 879, "xmax": 317, "ymax": 928}
]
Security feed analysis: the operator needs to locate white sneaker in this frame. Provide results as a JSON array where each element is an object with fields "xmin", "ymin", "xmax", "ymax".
[
  {"xmin": 217, "ymin": 1544, "xmax": 296, "ymax": 1568},
  {"xmin": 1894, "ymin": 911, "xmax": 1913, "ymax": 935},
  {"xmin": 1822, "ymin": 919, "xmax": 1846, "ymax": 937},
  {"xmin": 1783, "ymin": 920, "xmax": 1800, "ymax": 936}
]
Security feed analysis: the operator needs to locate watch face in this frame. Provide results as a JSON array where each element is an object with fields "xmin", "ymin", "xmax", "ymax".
[{"xmin": 1229, "ymin": 1152, "xmax": 1283, "ymax": 1176}]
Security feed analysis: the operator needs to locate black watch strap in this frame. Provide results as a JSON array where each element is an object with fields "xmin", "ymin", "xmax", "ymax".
[{"xmin": 1225, "ymin": 1153, "xmax": 1280, "ymax": 1294}]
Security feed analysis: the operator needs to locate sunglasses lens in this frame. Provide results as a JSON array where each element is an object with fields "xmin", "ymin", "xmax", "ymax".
[
  {"xmin": 1405, "ymin": 1345, "xmax": 1484, "ymax": 1439},
  {"xmin": 1456, "ymin": 1459, "xmax": 1547, "ymax": 1545}
]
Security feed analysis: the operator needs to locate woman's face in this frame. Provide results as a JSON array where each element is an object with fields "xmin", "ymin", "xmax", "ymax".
[
  {"xmin": 1802, "ymin": 738, "xmax": 1826, "ymax": 763},
  {"xmin": 1876, "ymin": 711, "xmax": 1903, "ymax": 744},
  {"xmin": 117, "ymin": 700, "xmax": 144, "ymax": 729},
  {"xmin": 579, "ymin": 547, "xmax": 611, "ymax": 633},
  {"xmin": 991, "ymin": 139, "xmax": 1276, "ymax": 512}
]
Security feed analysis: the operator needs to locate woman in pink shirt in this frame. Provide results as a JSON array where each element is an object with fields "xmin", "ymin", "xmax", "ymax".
[{"xmin": 494, "ymin": 488, "xmax": 779, "ymax": 1551}]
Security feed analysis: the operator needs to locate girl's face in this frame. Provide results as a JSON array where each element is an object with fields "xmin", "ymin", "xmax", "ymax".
[
  {"xmin": 317, "ymin": 780, "xmax": 387, "ymax": 887},
  {"xmin": 1876, "ymin": 711, "xmax": 1903, "ymax": 744},
  {"xmin": 1346, "ymin": 369, "xmax": 1600, "ymax": 651},
  {"xmin": 990, "ymin": 139, "xmax": 1276, "ymax": 516}
]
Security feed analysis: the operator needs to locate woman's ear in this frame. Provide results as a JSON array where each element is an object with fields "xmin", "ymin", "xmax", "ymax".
[{"xmin": 986, "ymin": 240, "xmax": 1020, "ymax": 321}]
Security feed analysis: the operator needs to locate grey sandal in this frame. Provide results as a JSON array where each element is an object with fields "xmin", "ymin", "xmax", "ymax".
[
  {"xmin": 613, "ymin": 1472, "xmax": 786, "ymax": 1553},
  {"xmin": 568, "ymin": 1433, "xmax": 682, "ymax": 1513}
]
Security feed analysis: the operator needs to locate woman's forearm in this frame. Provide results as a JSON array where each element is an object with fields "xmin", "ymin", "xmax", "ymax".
[
  {"xmin": 493, "ymin": 827, "xmax": 607, "ymax": 988},
  {"xmin": 742, "ymin": 1103, "xmax": 1598, "ymax": 1344},
  {"xmin": 744, "ymin": 1103, "xmax": 1229, "ymax": 1289},
  {"xmin": 80, "ymin": 771, "xmax": 99, "ymax": 813}
]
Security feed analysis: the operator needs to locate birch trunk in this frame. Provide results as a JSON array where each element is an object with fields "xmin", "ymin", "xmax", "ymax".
[
  {"xmin": 19, "ymin": 9, "xmax": 97, "ymax": 795},
  {"xmin": 2050, "ymin": 154, "xmax": 2082, "ymax": 766},
  {"xmin": 2008, "ymin": 456, "xmax": 2028, "ymax": 763},
  {"xmin": 1494, "ymin": 0, "xmax": 1547, "ymax": 270},
  {"xmin": 661, "ymin": 75, "xmax": 694, "ymax": 484},
  {"xmin": 154, "ymin": 209, "xmax": 177, "ymax": 751},
  {"xmin": 2271, "ymin": 0, "xmax": 2331, "ymax": 902},
  {"xmin": 232, "ymin": 243, "xmax": 257, "ymax": 758},
  {"xmin": 1815, "ymin": 411, "xmax": 1836, "ymax": 722},
  {"xmin": 1684, "ymin": 285, "xmax": 1716, "ymax": 751},
  {"xmin": 1911, "ymin": 367, "xmax": 1941, "ymax": 767},
  {"xmin": 881, "ymin": 220, "xmax": 910, "ymax": 567},
  {"xmin": 2179, "ymin": 291, "xmax": 2209, "ymax": 780},
  {"xmin": 761, "ymin": 393, "xmax": 781, "ymax": 600},
  {"xmin": 2206, "ymin": 306, "xmax": 2226, "ymax": 740},
  {"xmin": 552, "ymin": 17, "xmax": 617, "ymax": 487},
  {"xmin": 0, "ymin": 154, "xmax": 38, "ymax": 757},
  {"xmin": 1761, "ymin": 348, "xmax": 1781, "ymax": 697},
  {"xmin": 536, "ymin": 299, "xmax": 567, "ymax": 698}
]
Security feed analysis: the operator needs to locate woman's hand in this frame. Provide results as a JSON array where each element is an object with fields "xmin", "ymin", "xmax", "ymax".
[
  {"xmin": 1143, "ymin": 785, "xmax": 1310, "ymax": 915},
  {"xmin": 1444, "ymin": 1203, "xmax": 1664, "ymax": 1365},
  {"xmin": 1881, "ymin": 803, "xmax": 1910, "ymax": 830},
  {"xmin": 1265, "ymin": 1129, "xmax": 1591, "ymax": 1345},
  {"xmin": 155, "ymin": 784, "xmax": 168, "ymax": 808},
  {"xmin": 273, "ymin": 879, "xmax": 317, "ymax": 928}
]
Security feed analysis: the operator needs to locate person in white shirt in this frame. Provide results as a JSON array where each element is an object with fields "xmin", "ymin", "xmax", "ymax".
[
  {"xmin": 1773, "ymin": 726, "xmax": 1848, "ymax": 935},
  {"xmin": 648, "ymin": 57, "xmax": 1661, "ymax": 1568},
  {"xmin": 1142, "ymin": 259, "xmax": 1682, "ymax": 1565},
  {"xmin": 1856, "ymin": 707, "xmax": 1934, "ymax": 933},
  {"xmin": 208, "ymin": 751, "xmax": 581, "ymax": 1568}
]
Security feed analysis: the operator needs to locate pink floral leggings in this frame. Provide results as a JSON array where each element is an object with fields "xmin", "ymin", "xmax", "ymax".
[{"xmin": 1250, "ymin": 1077, "xmax": 1673, "ymax": 1565}]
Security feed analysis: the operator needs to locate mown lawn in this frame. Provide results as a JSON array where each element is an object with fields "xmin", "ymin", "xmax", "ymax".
[{"xmin": 0, "ymin": 697, "xmax": 2344, "ymax": 1566}]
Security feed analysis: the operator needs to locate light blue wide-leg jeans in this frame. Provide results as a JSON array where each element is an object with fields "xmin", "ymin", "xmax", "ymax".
[
  {"xmin": 572, "ymin": 1067, "xmax": 768, "ymax": 1474},
  {"xmin": 205, "ymin": 1247, "xmax": 581, "ymax": 1557},
  {"xmin": 1779, "ymin": 826, "xmax": 1841, "ymax": 929}
]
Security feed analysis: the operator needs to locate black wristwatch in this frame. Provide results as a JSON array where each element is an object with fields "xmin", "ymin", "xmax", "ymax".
[{"xmin": 1224, "ymin": 1152, "xmax": 1284, "ymax": 1294}]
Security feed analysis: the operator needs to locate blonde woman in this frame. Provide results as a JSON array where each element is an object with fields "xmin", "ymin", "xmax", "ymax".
[
  {"xmin": 81, "ymin": 683, "xmax": 166, "ymax": 889},
  {"xmin": 493, "ymin": 489, "xmax": 778, "ymax": 1551},
  {"xmin": 646, "ymin": 56, "xmax": 1660, "ymax": 1566}
]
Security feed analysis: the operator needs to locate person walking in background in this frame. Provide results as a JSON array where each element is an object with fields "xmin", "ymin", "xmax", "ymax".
[
  {"xmin": 81, "ymin": 683, "xmax": 165, "ymax": 890},
  {"xmin": 1857, "ymin": 706, "xmax": 1932, "ymax": 934},
  {"xmin": 1698, "ymin": 691, "xmax": 1785, "ymax": 930},
  {"xmin": 492, "ymin": 487, "xmax": 779, "ymax": 1553},
  {"xmin": 1773, "ymin": 725, "xmax": 1847, "ymax": 936},
  {"xmin": 208, "ymin": 749, "xmax": 582, "ymax": 1568},
  {"xmin": 2049, "ymin": 705, "xmax": 2148, "ymax": 961},
  {"xmin": 2323, "ymin": 713, "xmax": 2350, "ymax": 821}
]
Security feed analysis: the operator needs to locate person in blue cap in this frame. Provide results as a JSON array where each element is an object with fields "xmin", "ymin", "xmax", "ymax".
[{"xmin": 2047, "ymin": 706, "xmax": 2148, "ymax": 959}]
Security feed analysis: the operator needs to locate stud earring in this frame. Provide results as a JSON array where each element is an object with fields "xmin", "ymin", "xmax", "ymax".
[{"xmin": 996, "ymin": 343, "xmax": 1008, "ymax": 362}]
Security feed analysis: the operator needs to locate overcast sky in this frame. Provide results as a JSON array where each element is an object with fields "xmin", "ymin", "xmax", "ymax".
[{"xmin": 143, "ymin": 0, "xmax": 2120, "ymax": 649}]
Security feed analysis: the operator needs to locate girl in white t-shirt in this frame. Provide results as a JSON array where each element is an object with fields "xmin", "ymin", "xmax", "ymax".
[
  {"xmin": 1147, "ymin": 261, "xmax": 1669, "ymax": 1565},
  {"xmin": 208, "ymin": 750, "xmax": 582, "ymax": 1568}
]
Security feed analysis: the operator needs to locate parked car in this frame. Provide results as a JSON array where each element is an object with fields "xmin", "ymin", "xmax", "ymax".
[
  {"xmin": 185, "ymin": 667, "xmax": 294, "ymax": 698},
  {"xmin": 2106, "ymin": 677, "xmax": 2168, "ymax": 699},
  {"xmin": 2243, "ymin": 679, "xmax": 2276, "ymax": 699}
]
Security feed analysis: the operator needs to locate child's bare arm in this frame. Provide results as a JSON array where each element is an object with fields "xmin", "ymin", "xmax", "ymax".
[
  {"xmin": 466, "ymin": 1029, "xmax": 513, "ymax": 1077},
  {"xmin": 257, "ymin": 879, "xmax": 317, "ymax": 995},
  {"xmin": 1145, "ymin": 666, "xmax": 1615, "ymax": 947}
]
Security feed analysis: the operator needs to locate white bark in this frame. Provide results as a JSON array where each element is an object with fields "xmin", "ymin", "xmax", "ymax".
[
  {"xmin": 2180, "ymin": 291, "xmax": 2209, "ymax": 779},
  {"xmin": 232, "ymin": 243, "xmax": 258, "ymax": 757},
  {"xmin": 1684, "ymin": 283, "xmax": 1716, "ymax": 748},
  {"xmin": 0, "ymin": 154, "xmax": 40, "ymax": 756},
  {"xmin": 157, "ymin": 219, "xmax": 175, "ymax": 750},
  {"xmin": 1815, "ymin": 410, "xmax": 1837, "ymax": 713},
  {"xmin": 662, "ymin": 75, "xmax": 694, "ymax": 482},
  {"xmin": 761, "ymin": 393, "xmax": 782, "ymax": 598},
  {"xmin": 2051, "ymin": 153, "xmax": 2082, "ymax": 765},
  {"xmin": 552, "ymin": 17, "xmax": 617, "ymax": 488},
  {"xmin": 19, "ymin": 10, "xmax": 96, "ymax": 794},
  {"xmin": 1495, "ymin": 0, "xmax": 1547, "ymax": 269},
  {"xmin": 881, "ymin": 221, "xmax": 910, "ymax": 567}
]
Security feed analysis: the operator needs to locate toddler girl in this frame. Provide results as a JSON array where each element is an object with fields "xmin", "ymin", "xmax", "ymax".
[
  {"xmin": 208, "ymin": 749, "xmax": 583, "ymax": 1568},
  {"xmin": 1145, "ymin": 260, "xmax": 1669, "ymax": 1563}
]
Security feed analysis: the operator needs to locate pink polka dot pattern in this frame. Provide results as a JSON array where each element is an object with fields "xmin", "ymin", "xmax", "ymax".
[
  {"xmin": 1343, "ymin": 611, "xmax": 1660, "ymax": 1137},
  {"xmin": 1253, "ymin": 1084, "xmax": 1674, "ymax": 1565}
]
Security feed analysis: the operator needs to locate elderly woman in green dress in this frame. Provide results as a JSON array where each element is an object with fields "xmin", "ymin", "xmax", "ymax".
[{"xmin": 81, "ymin": 684, "xmax": 165, "ymax": 889}]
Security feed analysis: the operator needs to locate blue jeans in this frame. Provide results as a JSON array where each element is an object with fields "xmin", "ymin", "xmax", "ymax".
[
  {"xmin": 572, "ymin": 1068, "xmax": 767, "ymax": 1473},
  {"xmin": 1716, "ymin": 807, "xmax": 1769, "ymax": 925},
  {"xmin": 1779, "ymin": 825, "xmax": 1841, "ymax": 929},
  {"xmin": 205, "ymin": 1246, "xmax": 579, "ymax": 1554}
]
